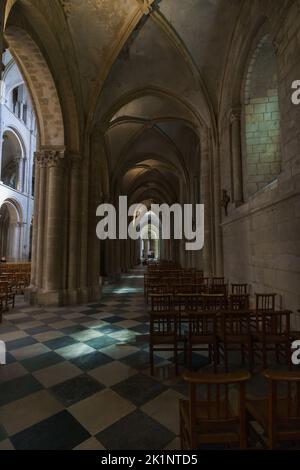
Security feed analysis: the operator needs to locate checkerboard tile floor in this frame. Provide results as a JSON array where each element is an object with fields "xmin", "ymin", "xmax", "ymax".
[{"xmin": 0, "ymin": 268, "xmax": 196, "ymax": 450}]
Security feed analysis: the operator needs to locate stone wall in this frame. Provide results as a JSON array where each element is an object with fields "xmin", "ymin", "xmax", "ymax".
[
  {"xmin": 220, "ymin": 1, "xmax": 300, "ymax": 328},
  {"xmin": 244, "ymin": 36, "xmax": 281, "ymax": 198}
]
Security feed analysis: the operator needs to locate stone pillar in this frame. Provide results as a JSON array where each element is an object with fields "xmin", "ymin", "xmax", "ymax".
[
  {"xmin": 44, "ymin": 151, "xmax": 65, "ymax": 294},
  {"xmin": 200, "ymin": 128, "xmax": 213, "ymax": 276},
  {"xmin": 29, "ymin": 149, "xmax": 66, "ymax": 305},
  {"xmin": 229, "ymin": 108, "xmax": 244, "ymax": 206},
  {"xmin": 67, "ymin": 154, "xmax": 81, "ymax": 303}
]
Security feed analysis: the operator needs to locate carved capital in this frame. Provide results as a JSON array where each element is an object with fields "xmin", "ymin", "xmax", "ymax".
[{"xmin": 35, "ymin": 149, "xmax": 65, "ymax": 168}]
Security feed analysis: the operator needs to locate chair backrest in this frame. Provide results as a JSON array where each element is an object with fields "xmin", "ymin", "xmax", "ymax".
[
  {"xmin": 0, "ymin": 281, "xmax": 8, "ymax": 294},
  {"xmin": 183, "ymin": 371, "xmax": 250, "ymax": 449},
  {"xmin": 150, "ymin": 311, "xmax": 178, "ymax": 339},
  {"xmin": 188, "ymin": 311, "xmax": 217, "ymax": 337},
  {"xmin": 149, "ymin": 293, "xmax": 173, "ymax": 312},
  {"xmin": 229, "ymin": 294, "xmax": 250, "ymax": 311},
  {"xmin": 210, "ymin": 284, "xmax": 228, "ymax": 296},
  {"xmin": 256, "ymin": 293, "xmax": 276, "ymax": 311},
  {"xmin": 264, "ymin": 370, "xmax": 300, "ymax": 447},
  {"xmin": 199, "ymin": 294, "xmax": 227, "ymax": 311},
  {"xmin": 211, "ymin": 277, "xmax": 225, "ymax": 285},
  {"xmin": 255, "ymin": 310, "xmax": 291, "ymax": 337},
  {"xmin": 221, "ymin": 311, "xmax": 251, "ymax": 338},
  {"xmin": 174, "ymin": 293, "xmax": 202, "ymax": 312},
  {"xmin": 231, "ymin": 283, "xmax": 248, "ymax": 295}
]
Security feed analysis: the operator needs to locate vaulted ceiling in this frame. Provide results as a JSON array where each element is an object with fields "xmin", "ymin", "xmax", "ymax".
[{"xmin": 4, "ymin": 0, "xmax": 242, "ymax": 204}]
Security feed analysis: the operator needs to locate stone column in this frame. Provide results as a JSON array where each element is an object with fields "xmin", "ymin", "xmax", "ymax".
[
  {"xmin": 229, "ymin": 108, "xmax": 244, "ymax": 206},
  {"xmin": 68, "ymin": 154, "xmax": 81, "ymax": 303},
  {"xmin": 200, "ymin": 128, "xmax": 213, "ymax": 276},
  {"xmin": 34, "ymin": 152, "xmax": 47, "ymax": 290},
  {"xmin": 29, "ymin": 149, "xmax": 66, "ymax": 305},
  {"xmin": 44, "ymin": 150, "xmax": 65, "ymax": 296}
]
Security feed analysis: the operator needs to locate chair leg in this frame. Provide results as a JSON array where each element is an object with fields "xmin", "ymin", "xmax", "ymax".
[
  {"xmin": 150, "ymin": 344, "xmax": 154, "ymax": 376},
  {"xmin": 213, "ymin": 342, "xmax": 218, "ymax": 372},
  {"xmin": 262, "ymin": 342, "xmax": 267, "ymax": 369},
  {"xmin": 241, "ymin": 344, "xmax": 245, "ymax": 365},
  {"xmin": 188, "ymin": 340, "xmax": 192, "ymax": 371},
  {"xmin": 224, "ymin": 345, "xmax": 229, "ymax": 372},
  {"xmin": 174, "ymin": 342, "xmax": 179, "ymax": 375}
]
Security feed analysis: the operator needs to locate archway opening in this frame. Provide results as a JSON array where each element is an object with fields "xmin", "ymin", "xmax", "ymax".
[{"xmin": 0, "ymin": 199, "xmax": 22, "ymax": 261}]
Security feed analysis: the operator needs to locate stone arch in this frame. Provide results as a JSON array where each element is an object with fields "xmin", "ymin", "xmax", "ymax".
[
  {"xmin": 0, "ymin": 197, "xmax": 23, "ymax": 261},
  {"xmin": 99, "ymin": 86, "xmax": 204, "ymax": 131},
  {"xmin": 4, "ymin": 26, "xmax": 65, "ymax": 149},
  {"xmin": 1, "ymin": 127, "xmax": 24, "ymax": 190}
]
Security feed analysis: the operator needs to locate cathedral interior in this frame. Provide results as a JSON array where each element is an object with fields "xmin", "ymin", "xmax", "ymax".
[{"xmin": 0, "ymin": 0, "xmax": 300, "ymax": 452}]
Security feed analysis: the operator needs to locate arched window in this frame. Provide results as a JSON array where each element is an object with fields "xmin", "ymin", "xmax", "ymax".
[
  {"xmin": 243, "ymin": 35, "xmax": 281, "ymax": 198},
  {"xmin": 10, "ymin": 84, "xmax": 27, "ymax": 123},
  {"xmin": 1, "ymin": 130, "xmax": 24, "ymax": 191}
]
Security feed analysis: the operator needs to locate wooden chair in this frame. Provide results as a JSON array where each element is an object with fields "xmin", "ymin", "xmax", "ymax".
[
  {"xmin": 149, "ymin": 293, "xmax": 172, "ymax": 312},
  {"xmin": 252, "ymin": 310, "xmax": 292, "ymax": 368},
  {"xmin": 289, "ymin": 309, "xmax": 300, "ymax": 343},
  {"xmin": 149, "ymin": 311, "xmax": 179, "ymax": 375},
  {"xmin": 232, "ymin": 284, "xmax": 248, "ymax": 295},
  {"xmin": 199, "ymin": 293, "xmax": 227, "ymax": 311},
  {"xmin": 256, "ymin": 293, "xmax": 276, "ymax": 312},
  {"xmin": 186, "ymin": 311, "xmax": 218, "ymax": 372},
  {"xmin": 210, "ymin": 284, "xmax": 228, "ymax": 296},
  {"xmin": 247, "ymin": 370, "xmax": 300, "ymax": 449},
  {"xmin": 229, "ymin": 294, "xmax": 250, "ymax": 311},
  {"xmin": 0, "ymin": 281, "xmax": 15, "ymax": 311},
  {"xmin": 211, "ymin": 277, "xmax": 225, "ymax": 285},
  {"xmin": 174, "ymin": 293, "xmax": 202, "ymax": 312},
  {"xmin": 218, "ymin": 311, "xmax": 253, "ymax": 372},
  {"xmin": 180, "ymin": 371, "xmax": 250, "ymax": 450}
]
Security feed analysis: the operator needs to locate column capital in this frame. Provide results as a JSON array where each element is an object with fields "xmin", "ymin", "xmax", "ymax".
[
  {"xmin": 34, "ymin": 149, "xmax": 66, "ymax": 168},
  {"xmin": 228, "ymin": 108, "xmax": 242, "ymax": 123}
]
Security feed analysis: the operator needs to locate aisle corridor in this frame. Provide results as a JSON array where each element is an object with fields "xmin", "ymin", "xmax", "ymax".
[{"xmin": 0, "ymin": 269, "xmax": 193, "ymax": 450}]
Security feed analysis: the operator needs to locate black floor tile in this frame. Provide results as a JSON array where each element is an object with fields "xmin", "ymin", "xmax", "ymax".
[
  {"xmin": 11, "ymin": 410, "xmax": 90, "ymax": 450},
  {"xmin": 70, "ymin": 351, "xmax": 113, "ymax": 371},
  {"xmin": 60, "ymin": 325, "xmax": 87, "ymax": 335},
  {"xmin": 103, "ymin": 316, "xmax": 125, "ymax": 324},
  {"xmin": 121, "ymin": 350, "xmax": 163, "ymax": 370},
  {"xmin": 129, "ymin": 324, "xmax": 149, "ymax": 334},
  {"xmin": 6, "ymin": 336, "xmax": 38, "ymax": 351},
  {"xmin": 44, "ymin": 336, "xmax": 78, "ymax": 350},
  {"xmin": 112, "ymin": 373, "xmax": 168, "ymax": 407},
  {"xmin": 50, "ymin": 374, "xmax": 104, "ymax": 407},
  {"xmin": 21, "ymin": 352, "xmax": 65, "ymax": 372},
  {"xmin": 96, "ymin": 410, "xmax": 174, "ymax": 450},
  {"xmin": 0, "ymin": 374, "xmax": 43, "ymax": 406},
  {"xmin": 25, "ymin": 326, "xmax": 52, "ymax": 335}
]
